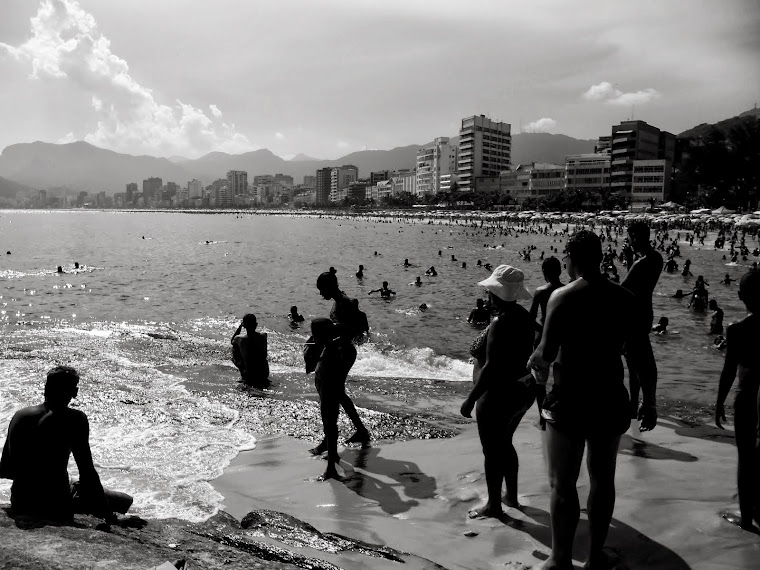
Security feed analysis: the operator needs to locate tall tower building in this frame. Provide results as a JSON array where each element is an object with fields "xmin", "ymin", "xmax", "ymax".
[
  {"xmin": 416, "ymin": 137, "xmax": 458, "ymax": 196},
  {"xmin": 188, "ymin": 179, "xmax": 203, "ymax": 199},
  {"xmin": 315, "ymin": 168, "xmax": 332, "ymax": 206},
  {"xmin": 609, "ymin": 120, "xmax": 675, "ymax": 200},
  {"xmin": 125, "ymin": 182, "xmax": 137, "ymax": 204},
  {"xmin": 226, "ymin": 170, "xmax": 248, "ymax": 197},
  {"xmin": 457, "ymin": 115, "xmax": 511, "ymax": 191},
  {"xmin": 142, "ymin": 177, "xmax": 162, "ymax": 202},
  {"xmin": 330, "ymin": 165, "xmax": 358, "ymax": 202}
]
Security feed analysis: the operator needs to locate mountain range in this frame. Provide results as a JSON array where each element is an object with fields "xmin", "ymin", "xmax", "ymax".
[
  {"xmin": 0, "ymin": 133, "xmax": 595, "ymax": 196},
  {"xmin": 1, "ymin": 107, "xmax": 755, "ymax": 197}
]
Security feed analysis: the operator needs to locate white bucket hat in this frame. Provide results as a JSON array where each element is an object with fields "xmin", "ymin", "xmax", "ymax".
[{"xmin": 477, "ymin": 265, "xmax": 532, "ymax": 302}]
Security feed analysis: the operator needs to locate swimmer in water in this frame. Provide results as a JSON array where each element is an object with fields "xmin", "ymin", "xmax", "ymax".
[
  {"xmin": 721, "ymin": 273, "xmax": 735, "ymax": 285},
  {"xmin": 403, "ymin": 258, "xmax": 411, "ymax": 268},
  {"xmin": 231, "ymin": 314, "xmax": 270, "ymax": 387},
  {"xmin": 57, "ymin": 266, "xmax": 64, "ymax": 273},
  {"xmin": 369, "ymin": 281, "xmax": 396, "ymax": 299},
  {"xmin": 419, "ymin": 303, "xmax": 428, "ymax": 311},
  {"xmin": 673, "ymin": 289, "xmax": 686, "ymax": 299},
  {"xmin": 652, "ymin": 316, "xmax": 669, "ymax": 334},
  {"xmin": 411, "ymin": 276, "xmax": 422, "ymax": 287},
  {"xmin": 356, "ymin": 265, "xmax": 364, "ymax": 279},
  {"xmin": 74, "ymin": 262, "xmax": 80, "ymax": 270},
  {"xmin": 288, "ymin": 305, "xmax": 305, "ymax": 323},
  {"xmin": 467, "ymin": 298, "xmax": 491, "ymax": 325},
  {"xmin": 709, "ymin": 299, "xmax": 724, "ymax": 335},
  {"xmin": 451, "ymin": 254, "xmax": 457, "ymax": 262},
  {"xmin": 425, "ymin": 266, "xmax": 438, "ymax": 277},
  {"xmin": 462, "ymin": 262, "xmax": 467, "ymax": 269},
  {"xmin": 715, "ymin": 270, "xmax": 760, "ymax": 532}
]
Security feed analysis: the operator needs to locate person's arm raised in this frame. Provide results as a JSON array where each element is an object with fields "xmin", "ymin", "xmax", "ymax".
[
  {"xmin": 231, "ymin": 322, "xmax": 243, "ymax": 343},
  {"xmin": 715, "ymin": 324, "xmax": 739, "ymax": 429}
]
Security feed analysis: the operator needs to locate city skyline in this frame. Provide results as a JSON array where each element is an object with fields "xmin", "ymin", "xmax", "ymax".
[{"xmin": 1, "ymin": 0, "xmax": 759, "ymax": 160}]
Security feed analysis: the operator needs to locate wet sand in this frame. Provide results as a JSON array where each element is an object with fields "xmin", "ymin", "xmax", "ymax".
[{"xmin": 212, "ymin": 406, "xmax": 759, "ymax": 570}]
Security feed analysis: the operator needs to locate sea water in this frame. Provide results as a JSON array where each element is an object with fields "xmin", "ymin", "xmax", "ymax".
[{"xmin": 0, "ymin": 210, "xmax": 756, "ymax": 520}]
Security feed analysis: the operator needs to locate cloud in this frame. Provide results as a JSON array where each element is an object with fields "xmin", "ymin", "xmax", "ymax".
[
  {"xmin": 58, "ymin": 132, "xmax": 76, "ymax": 144},
  {"xmin": 337, "ymin": 140, "xmax": 349, "ymax": 149},
  {"xmin": 524, "ymin": 118, "xmax": 557, "ymax": 133},
  {"xmin": 582, "ymin": 81, "xmax": 660, "ymax": 106},
  {"xmin": 0, "ymin": 0, "xmax": 254, "ymax": 157},
  {"xmin": 274, "ymin": 132, "xmax": 285, "ymax": 140}
]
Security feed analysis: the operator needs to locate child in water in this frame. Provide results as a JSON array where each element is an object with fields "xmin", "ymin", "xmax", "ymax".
[
  {"xmin": 304, "ymin": 318, "xmax": 352, "ymax": 480},
  {"xmin": 715, "ymin": 270, "xmax": 760, "ymax": 532},
  {"xmin": 652, "ymin": 316, "xmax": 669, "ymax": 334}
]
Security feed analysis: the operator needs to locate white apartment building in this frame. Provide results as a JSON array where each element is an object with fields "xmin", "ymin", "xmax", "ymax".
[
  {"xmin": 564, "ymin": 154, "xmax": 611, "ymax": 195},
  {"xmin": 499, "ymin": 163, "xmax": 564, "ymax": 203},
  {"xmin": 416, "ymin": 137, "xmax": 457, "ymax": 196},
  {"xmin": 631, "ymin": 159, "xmax": 671, "ymax": 209},
  {"xmin": 330, "ymin": 165, "xmax": 358, "ymax": 202},
  {"xmin": 457, "ymin": 115, "xmax": 511, "ymax": 191},
  {"xmin": 188, "ymin": 179, "xmax": 203, "ymax": 199}
]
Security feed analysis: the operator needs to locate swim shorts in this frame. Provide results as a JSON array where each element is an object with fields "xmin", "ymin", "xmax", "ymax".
[{"xmin": 541, "ymin": 383, "xmax": 631, "ymax": 438}]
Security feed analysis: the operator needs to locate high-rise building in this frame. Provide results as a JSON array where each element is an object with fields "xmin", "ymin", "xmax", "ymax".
[
  {"xmin": 370, "ymin": 170, "xmax": 391, "ymax": 186},
  {"xmin": 494, "ymin": 163, "xmax": 565, "ymax": 202},
  {"xmin": 416, "ymin": 137, "xmax": 458, "ymax": 196},
  {"xmin": 303, "ymin": 175, "xmax": 316, "ymax": 188},
  {"xmin": 330, "ymin": 165, "xmax": 358, "ymax": 202},
  {"xmin": 142, "ymin": 177, "xmax": 162, "ymax": 202},
  {"xmin": 125, "ymin": 183, "xmax": 137, "ymax": 204},
  {"xmin": 188, "ymin": 179, "xmax": 203, "ymax": 199},
  {"xmin": 226, "ymin": 170, "xmax": 248, "ymax": 197},
  {"xmin": 273, "ymin": 173, "xmax": 294, "ymax": 188},
  {"xmin": 457, "ymin": 115, "xmax": 511, "ymax": 191},
  {"xmin": 315, "ymin": 168, "xmax": 332, "ymax": 206},
  {"xmin": 609, "ymin": 120, "xmax": 675, "ymax": 198}
]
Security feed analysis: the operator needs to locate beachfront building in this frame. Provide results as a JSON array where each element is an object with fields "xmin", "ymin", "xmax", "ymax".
[
  {"xmin": 565, "ymin": 154, "xmax": 611, "ymax": 198},
  {"xmin": 315, "ymin": 167, "xmax": 331, "ymax": 206},
  {"xmin": 370, "ymin": 170, "xmax": 391, "ymax": 185},
  {"xmin": 439, "ymin": 173, "xmax": 458, "ymax": 193},
  {"xmin": 125, "ymin": 183, "xmax": 137, "ymax": 205},
  {"xmin": 292, "ymin": 188, "xmax": 317, "ymax": 206},
  {"xmin": 631, "ymin": 159, "xmax": 672, "ymax": 207},
  {"xmin": 188, "ymin": 179, "xmax": 203, "ymax": 199},
  {"xmin": 330, "ymin": 165, "xmax": 359, "ymax": 202},
  {"xmin": 142, "ymin": 177, "xmax": 162, "ymax": 204},
  {"xmin": 416, "ymin": 137, "xmax": 458, "ymax": 197},
  {"xmin": 226, "ymin": 170, "xmax": 248, "ymax": 198},
  {"xmin": 595, "ymin": 135, "xmax": 612, "ymax": 154},
  {"xmin": 273, "ymin": 173, "xmax": 294, "ymax": 188},
  {"xmin": 303, "ymin": 175, "xmax": 316, "ymax": 188},
  {"xmin": 457, "ymin": 115, "xmax": 511, "ymax": 191},
  {"xmin": 609, "ymin": 120, "xmax": 675, "ymax": 205},
  {"xmin": 391, "ymin": 170, "xmax": 416, "ymax": 196},
  {"xmin": 481, "ymin": 163, "xmax": 564, "ymax": 203}
]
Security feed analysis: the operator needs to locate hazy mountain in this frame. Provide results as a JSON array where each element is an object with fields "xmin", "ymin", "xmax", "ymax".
[
  {"xmin": 290, "ymin": 153, "xmax": 321, "ymax": 161},
  {"xmin": 0, "ymin": 133, "xmax": 598, "ymax": 194},
  {"xmin": 0, "ymin": 175, "xmax": 35, "ymax": 199},
  {"xmin": 0, "ymin": 141, "xmax": 191, "ymax": 194},
  {"xmin": 678, "ymin": 106, "xmax": 760, "ymax": 139}
]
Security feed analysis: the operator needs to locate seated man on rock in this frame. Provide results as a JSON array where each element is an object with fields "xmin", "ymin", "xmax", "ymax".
[{"xmin": 0, "ymin": 365, "xmax": 133, "ymax": 524}]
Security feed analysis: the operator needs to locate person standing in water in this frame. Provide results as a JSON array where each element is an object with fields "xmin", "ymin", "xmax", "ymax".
[
  {"xmin": 315, "ymin": 268, "xmax": 370, "ymax": 449},
  {"xmin": 529, "ymin": 256, "xmax": 564, "ymax": 429},
  {"xmin": 528, "ymin": 230, "xmax": 657, "ymax": 570},
  {"xmin": 467, "ymin": 298, "xmax": 491, "ymax": 325},
  {"xmin": 369, "ymin": 281, "xmax": 396, "ymax": 299},
  {"xmin": 231, "ymin": 314, "xmax": 270, "ymax": 387},
  {"xmin": 621, "ymin": 221, "xmax": 662, "ymax": 418},
  {"xmin": 715, "ymin": 270, "xmax": 760, "ymax": 532}
]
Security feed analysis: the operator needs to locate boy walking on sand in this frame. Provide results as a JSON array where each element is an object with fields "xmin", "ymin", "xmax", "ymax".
[{"xmin": 715, "ymin": 270, "xmax": 760, "ymax": 532}]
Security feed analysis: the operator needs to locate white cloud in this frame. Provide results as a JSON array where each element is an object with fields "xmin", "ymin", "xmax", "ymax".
[
  {"xmin": 337, "ymin": 140, "xmax": 349, "ymax": 149},
  {"xmin": 275, "ymin": 132, "xmax": 285, "ymax": 140},
  {"xmin": 524, "ymin": 118, "xmax": 557, "ymax": 133},
  {"xmin": 58, "ymin": 132, "xmax": 76, "ymax": 144},
  {"xmin": 0, "ymin": 0, "xmax": 255, "ymax": 157},
  {"xmin": 582, "ymin": 81, "xmax": 660, "ymax": 106}
]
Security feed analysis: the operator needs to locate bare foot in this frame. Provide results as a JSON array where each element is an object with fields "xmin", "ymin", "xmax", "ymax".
[
  {"xmin": 317, "ymin": 469, "xmax": 341, "ymax": 481},
  {"xmin": 532, "ymin": 558, "xmax": 573, "ymax": 570},
  {"xmin": 502, "ymin": 494, "xmax": 522, "ymax": 509},
  {"xmin": 583, "ymin": 548, "xmax": 625, "ymax": 569},
  {"xmin": 468, "ymin": 504, "xmax": 504, "ymax": 519},
  {"xmin": 309, "ymin": 440, "xmax": 327, "ymax": 455},
  {"xmin": 721, "ymin": 510, "xmax": 760, "ymax": 534}
]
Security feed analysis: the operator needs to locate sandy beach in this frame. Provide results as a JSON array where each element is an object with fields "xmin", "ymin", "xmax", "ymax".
[{"xmin": 213, "ymin": 405, "xmax": 760, "ymax": 570}]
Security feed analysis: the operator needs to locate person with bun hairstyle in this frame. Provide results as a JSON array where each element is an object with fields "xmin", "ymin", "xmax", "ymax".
[{"xmin": 314, "ymin": 267, "xmax": 370, "ymax": 450}]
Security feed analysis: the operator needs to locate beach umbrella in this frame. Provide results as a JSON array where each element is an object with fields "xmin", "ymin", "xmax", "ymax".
[
  {"xmin": 690, "ymin": 208, "xmax": 712, "ymax": 214},
  {"xmin": 660, "ymin": 201, "xmax": 681, "ymax": 209},
  {"xmin": 712, "ymin": 206, "xmax": 735, "ymax": 215}
]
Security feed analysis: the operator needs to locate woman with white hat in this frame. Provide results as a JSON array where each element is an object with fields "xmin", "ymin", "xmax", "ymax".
[{"xmin": 461, "ymin": 265, "xmax": 536, "ymax": 519}]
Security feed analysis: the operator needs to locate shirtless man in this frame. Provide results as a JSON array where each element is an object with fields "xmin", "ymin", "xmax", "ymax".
[
  {"xmin": 0, "ymin": 366, "xmax": 133, "ymax": 523},
  {"xmin": 621, "ymin": 221, "xmax": 662, "ymax": 417},
  {"xmin": 715, "ymin": 270, "xmax": 760, "ymax": 532},
  {"xmin": 231, "ymin": 314, "xmax": 270, "ymax": 387},
  {"xmin": 369, "ymin": 281, "xmax": 396, "ymax": 299},
  {"xmin": 528, "ymin": 230, "xmax": 657, "ymax": 570},
  {"xmin": 529, "ymin": 256, "xmax": 564, "ymax": 429}
]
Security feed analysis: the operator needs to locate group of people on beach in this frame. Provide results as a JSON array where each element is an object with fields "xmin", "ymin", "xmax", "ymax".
[{"xmin": 1, "ymin": 216, "xmax": 758, "ymax": 570}]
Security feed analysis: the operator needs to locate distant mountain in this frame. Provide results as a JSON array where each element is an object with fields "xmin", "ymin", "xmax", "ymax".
[
  {"xmin": 167, "ymin": 155, "xmax": 190, "ymax": 163},
  {"xmin": 0, "ymin": 175, "xmax": 35, "ymax": 199},
  {"xmin": 0, "ymin": 132, "xmax": 597, "ymax": 194},
  {"xmin": 290, "ymin": 153, "xmax": 321, "ymax": 161},
  {"xmin": 678, "ymin": 106, "xmax": 760, "ymax": 140},
  {"xmin": 512, "ymin": 133, "xmax": 595, "ymax": 166},
  {"xmin": 0, "ymin": 141, "xmax": 191, "ymax": 194}
]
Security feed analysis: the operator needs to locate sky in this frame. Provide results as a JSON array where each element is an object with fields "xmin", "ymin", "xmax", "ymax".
[{"xmin": 0, "ymin": 0, "xmax": 758, "ymax": 160}]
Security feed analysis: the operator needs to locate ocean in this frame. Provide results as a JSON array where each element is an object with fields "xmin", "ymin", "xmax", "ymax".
[{"xmin": 0, "ymin": 210, "xmax": 756, "ymax": 521}]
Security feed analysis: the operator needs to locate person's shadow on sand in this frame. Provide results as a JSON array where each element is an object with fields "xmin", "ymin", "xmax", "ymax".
[
  {"xmin": 492, "ymin": 505, "xmax": 690, "ymax": 569},
  {"xmin": 618, "ymin": 434, "xmax": 699, "ymax": 462},
  {"xmin": 4, "ymin": 507, "xmax": 148, "ymax": 531},
  {"xmin": 339, "ymin": 447, "xmax": 437, "ymax": 515}
]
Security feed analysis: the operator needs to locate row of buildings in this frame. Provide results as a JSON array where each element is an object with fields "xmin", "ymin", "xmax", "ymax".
[{"xmin": 106, "ymin": 115, "xmax": 676, "ymax": 210}]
